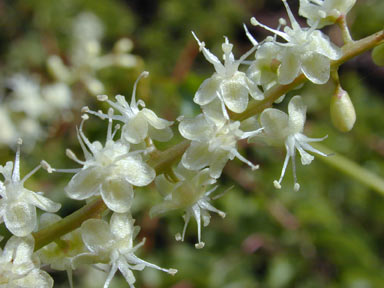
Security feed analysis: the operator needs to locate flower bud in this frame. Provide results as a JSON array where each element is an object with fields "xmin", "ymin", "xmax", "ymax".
[
  {"xmin": 330, "ymin": 85, "xmax": 356, "ymax": 132},
  {"xmin": 372, "ymin": 43, "xmax": 384, "ymax": 66}
]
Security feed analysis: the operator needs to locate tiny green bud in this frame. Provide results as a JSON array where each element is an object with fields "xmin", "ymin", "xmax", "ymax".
[
  {"xmin": 372, "ymin": 43, "xmax": 384, "ymax": 66},
  {"xmin": 330, "ymin": 85, "xmax": 356, "ymax": 132}
]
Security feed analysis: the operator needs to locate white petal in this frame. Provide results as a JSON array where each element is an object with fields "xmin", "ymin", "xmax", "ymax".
[
  {"xmin": 301, "ymin": 52, "xmax": 330, "ymax": 84},
  {"xmin": 24, "ymin": 191, "xmax": 61, "ymax": 213},
  {"xmin": 201, "ymin": 99, "xmax": 227, "ymax": 126},
  {"xmin": 13, "ymin": 269, "xmax": 54, "ymax": 288},
  {"xmin": 122, "ymin": 114, "xmax": 148, "ymax": 144},
  {"xmin": 221, "ymin": 73, "xmax": 249, "ymax": 113},
  {"xmin": 65, "ymin": 167, "xmax": 102, "ymax": 200},
  {"xmin": 101, "ymin": 178, "xmax": 134, "ymax": 213},
  {"xmin": 110, "ymin": 213, "xmax": 134, "ymax": 240},
  {"xmin": 277, "ymin": 50, "xmax": 300, "ymax": 85},
  {"xmin": 209, "ymin": 151, "xmax": 229, "ymax": 179},
  {"xmin": 181, "ymin": 142, "xmax": 210, "ymax": 171},
  {"xmin": 246, "ymin": 77, "xmax": 264, "ymax": 100},
  {"xmin": 117, "ymin": 257, "xmax": 136, "ymax": 286},
  {"xmin": 141, "ymin": 108, "xmax": 173, "ymax": 129},
  {"xmin": 288, "ymin": 95, "xmax": 306, "ymax": 133},
  {"xmin": 178, "ymin": 114, "xmax": 213, "ymax": 141},
  {"xmin": 81, "ymin": 219, "xmax": 114, "ymax": 254},
  {"xmin": 150, "ymin": 201, "xmax": 179, "ymax": 217},
  {"xmin": 194, "ymin": 76, "xmax": 221, "ymax": 106},
  {"xmin": 5, "ymin": 202, "xmax": 36, "ymax": 237},
  {"xmin": 260, "ymin": 108, "xmax": 289, "ymax": 144},
  {"xmin": 148, "ymin": 126, "xmax": 173, "ymax": 142},
  {"xmin": 154, "ymin": 174, "xmax": 174, "ymax": 197},
  {"xmin": 311, "ymin": 31, "xmax": 342, "ymax": 60},
  {"xmin": 120, "ymin": 155, "xmax": 155, "ymax": 187}
]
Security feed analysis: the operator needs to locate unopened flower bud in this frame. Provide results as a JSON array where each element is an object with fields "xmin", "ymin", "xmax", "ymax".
[
  {"xmin": 330, "ymin": 85, "xmax": 356, "ymax": 132},
  {"xmin": 372, "ymin": 43, "xmax": 384, "ymax": 66},
  {"xmin": 114, "ymin": 38, "xmax": 133, "ymax": 54}
]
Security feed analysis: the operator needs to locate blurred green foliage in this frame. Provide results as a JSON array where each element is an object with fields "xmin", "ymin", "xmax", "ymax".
[{"xmin": 0, "ymin": 0, "xmax": 384, "ymax": 287}]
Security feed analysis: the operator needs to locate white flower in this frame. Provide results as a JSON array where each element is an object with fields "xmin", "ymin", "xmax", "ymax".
[
  {"xmin": 0, "ymin": 139, "xmax": 61, "ymax": 237},
  {"xmin": 56, "ymin": 113, "xmax": 155, "ymax": 213},
  {"xmin": 75, "ymin": 213, "xmax": 177, "ymax": 288},
  {"xmin": 179, "ymin": 113, "xmax": 261, "ymax": 178},
  {"xmin": 0, "ymin": 235, "xmax": 54, "ymax": 287},
  {"xmin": 41, "ymin": 82, "xmax": 72, "ymax": 111},
  {"xmin": 7, "ymin": 74, "xmax": 49, "ymax": 119},
  {"xmin": 254, "ymin": 96, "xmax": 327, "ymax": 191},
  {"xmin": 299, "ymin": 0, "xmax": 356, "ymax": 28},
  {"xmin": 94, "ymin": 72, "xmax": 173, "ymax": 144},
  {"xmin": 251, "ymin": 0, "xmax": 342, "ymax": 85},
  {"xmin": 150, "ymin": 165, "xmax": 226, "ymax": 249},
  {"xmin": 192, "ymin": 32, "xmax": 263, "ymax": 114}
]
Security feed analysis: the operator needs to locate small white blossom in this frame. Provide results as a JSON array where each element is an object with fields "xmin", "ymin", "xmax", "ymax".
[
  {"xmin": 251, "ymin": 0, "xmax": 342, "ymax": 85},
  {"xmin": 56, "ymin": 113, "xmax": 155, "ymax": 213},
  {"xmin": 151, "ymin": 165, "xmax": 226, "ymax": 249},
  {"xmin": 253, "ymin": 96, "xmax": 327, "ymax": 191},
  {"xmin": 192, "ymin": 32, "xmax": 263, "ymax": 114},
  {"xmin": 0, "ymin": 235, "xmax": 54, "ymax": 287},
  {"xmin": 94, "ymin": 72, "xmax": 173, "ymax": 144},
  {"xmin": 179, "ymin": 113, "xmax": 261, "ymax": 178},
  {"xmin": 75, "ymin": 213, "xmax": 177, "ymax": 288},
  {"xmin": 41, "ymin": 82, "xmax": 72, "ymax": 111},
  {"xmin": 0, "ymin": 139, "xmax": 61, "ymax": 237},
  {"xmin": 299, "ymin": 0, "xmax": 356, "ymax": 28}
]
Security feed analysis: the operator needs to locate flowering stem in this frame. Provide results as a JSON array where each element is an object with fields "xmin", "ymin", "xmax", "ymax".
[
  {"xmin": 311, "ymin": 143, "xmax": 384, "ymax": 196},
  {"xmin": 33, "ymin": 197, "xmax": 107, "ymax": 251},
  {"xmin": 31, "ymin": 28, "xmax": 384, "ymax": 252},
  {"xmin": 337, "ymin": 15, "xmax": 354, "ymax": 44}
]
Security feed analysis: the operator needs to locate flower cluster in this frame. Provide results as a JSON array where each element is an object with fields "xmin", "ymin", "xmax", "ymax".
[{"xmin": 0, "ymin": 0, "xmax": 369, "ymax": 287}]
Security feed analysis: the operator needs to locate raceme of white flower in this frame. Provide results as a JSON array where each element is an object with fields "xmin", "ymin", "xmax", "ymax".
[
  {"xmin": 150, "ymin": 165, "xmax": 226, "ymax": 249},
  {"xmin": 192, "ymin": 32, "xmax": 263, "ymax": 114},
  {"xmin": 0, "ymin": 0, "xmax": 369, "ymax": 287},
  {"xmin": 250, "ymin": 0, "xmax": 342, "ymax": 85},
  {"xmin": 252, "ymin": 96, "xmax": 328, "ymax": 192},
  {"xmin": 0, "ymin": 139, "xmax": 61, "ymax": 237},
  {"xmin": 0, "ymin": 235, "xmax": 53, "ymax": 287},
  {"xmin": 299, "ymin": 0, "xmax": 357, "ymax": 28},
  {"xmin": 179, "ymin": 113, "xmax": 262, "ymax": 178},
  {"xmin": 50, "ymin": 112, "xmax": 155, "ymax": 213},
  {"xmin": 74, "ymin": 213, "xmax": 177, "ymax": 288},
  {"xmin": 93, "ymin": 71, "xmax": 174, "ymax": 144}
]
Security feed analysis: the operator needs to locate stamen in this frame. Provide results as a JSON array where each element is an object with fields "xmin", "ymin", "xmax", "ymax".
[
  {"xmin": 275, "ymin": 150, "xmax": 291, "ymax": 189},
  {"xmin": 251, "ymin": 17, "xmax": 290, "ymax": 42},
  {"xmin": 78, "ymin": 115, "xmax": 97, "ymax": 156},
  {"xmin": 282, "ymin": 0, "xmax": 301, "ymax": 30},
  {"xmin": 12, "ymin": 138, "xmax": 22, "ymax": 183},
  {"xmin": 106, "ymin": 108, "xmax": 114, "ymax": 141},
  {"xmin": 130, "ymin": 71, "xmax": 149, "ymax": 111},
  {"xmin": 111, "ymin": 124, "xmax": 121, "ymax": 139},
  {"xmin": 66, "ymin": 149, "xmax": 85, "ymax": 165},
  {"xmin": 243, "ymin": 23, "xmax": 258, "ymax": 46},
  {"xmin": 291, "ymin": 148, "xmax": 300, "ymax": 191},
  {"xmin": 232, "ymin": 149, "xmax": 259, "ymax": 171},
  {"xmin": 21, "ymin": 164, "xmax": 41, "ymax": 184}
]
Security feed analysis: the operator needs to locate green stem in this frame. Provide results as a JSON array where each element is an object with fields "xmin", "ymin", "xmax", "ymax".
[
  {"xmin": 312, "ymin": 143, "xmax": 384, "ymax": 196},
  {"xmin": 33, "ymin": 197, "xmax": 107, "ymax": 251}
]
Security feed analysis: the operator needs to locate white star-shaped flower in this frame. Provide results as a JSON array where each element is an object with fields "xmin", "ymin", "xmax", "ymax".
[
  {"xmin": 94, "ymin": 71, "xmax": 173, "ymax": 144},
  {"xmin": 151, "ymin": 165, "xmax": 226, "ymax": 249},
  {"xmin": 0, "ymin": 139, "xmax": 61, "ymax": 237},
  {"xmin": 192, "ymin": 32, "xmax": 263, "ymax": 114},
  {"xmin": 251, "ymin": 0, "xmax": 342, "ymax": 85},
  {"xmin": 299, "ymin": 0, "xmax": 356, "ymax": 28},
  {"xmin": 75, "ymin": 213, "xmax": 177, "ymax": 288},
  {"xmin": 0, "ymin": 235, "xmax": 54, "ymax": 287},
  {"xmin": 255, "ymin": 96, "xmax": 328, "ymax": 191},
  {"xmin": 179, "ymin": 113, "xmax": 261, "ymax": 179},
  {"xmin": 47, "ymin": 113, "xmax": 155, "ymax": 213}
]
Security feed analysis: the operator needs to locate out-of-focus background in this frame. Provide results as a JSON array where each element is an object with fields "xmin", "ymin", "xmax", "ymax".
[{"xmin": 1, "ymin": 0, "xmax": 384, "ymax": 287}]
